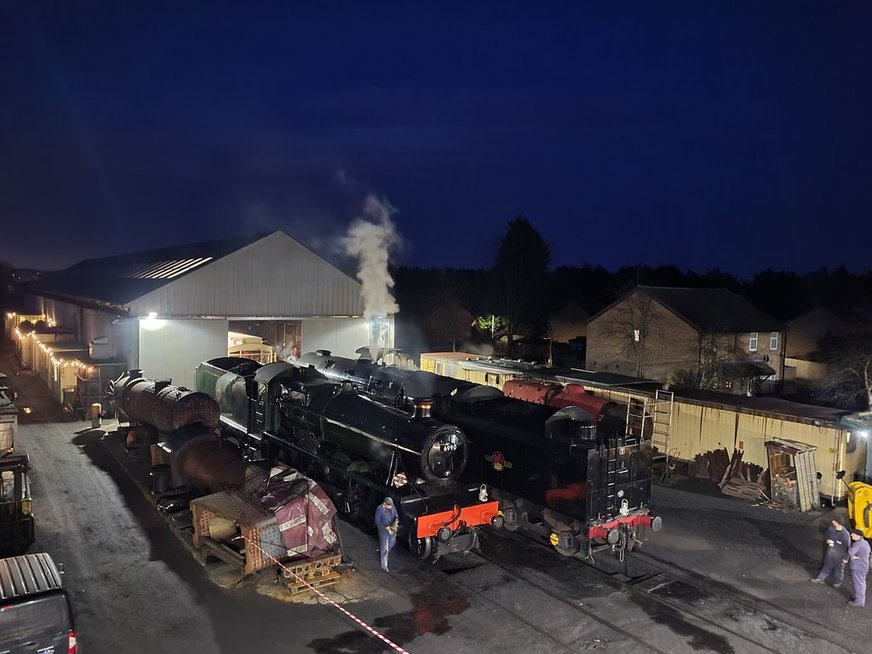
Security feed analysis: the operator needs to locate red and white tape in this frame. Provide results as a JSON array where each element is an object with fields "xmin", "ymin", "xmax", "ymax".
[{"xmin": 251, "ymin": 542, "xmax": 411, "ymax": 654}]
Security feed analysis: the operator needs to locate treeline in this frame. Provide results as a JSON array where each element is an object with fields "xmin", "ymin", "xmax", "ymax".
[{"xmin": 395, "ymin": 263, "xmax": 872, "ymax": 325}]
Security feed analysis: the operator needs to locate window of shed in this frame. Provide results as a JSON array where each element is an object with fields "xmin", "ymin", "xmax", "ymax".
[
  {"xmin": 769, "ymin": 332, "xmax": 779, "ymax": 351},
  {"xmin": 749, "ymin": 332, "xmax": 758, "ymax": 352}
]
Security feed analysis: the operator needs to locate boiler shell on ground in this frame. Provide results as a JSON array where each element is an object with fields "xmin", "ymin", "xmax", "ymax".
[{"xmin": 122, "ymin": 381, "xmax": 220, "ymax": 432}]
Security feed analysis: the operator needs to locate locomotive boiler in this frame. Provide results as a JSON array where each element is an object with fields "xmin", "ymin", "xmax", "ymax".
[
  {"xmin": 195, "ymin": 358, "xmax": 501, "ymax": 561},
  {"xmin": 110, "ymin": 369, "xmax": 220, "ymax": 435},
  {"xmin": 299, "ymin": 350, "xmax": 661, "ymax": 560},
  {"xmin": 298, "ymin": 350, "xmax": 481, "ymax": 409}
]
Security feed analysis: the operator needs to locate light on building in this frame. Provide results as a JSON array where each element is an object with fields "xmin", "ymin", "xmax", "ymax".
[{"xmin": 141, "ymin": 312, "xmax": 167, "ymax": 331}]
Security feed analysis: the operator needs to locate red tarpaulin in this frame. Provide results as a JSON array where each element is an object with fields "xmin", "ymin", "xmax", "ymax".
[{"xmin": 261, "ymin": 465, "xmax": 338, "ymax": 558}]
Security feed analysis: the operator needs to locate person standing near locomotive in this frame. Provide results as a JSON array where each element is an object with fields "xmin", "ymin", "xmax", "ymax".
[
  {"xmin": 811, "ymin": 513, "xmax": 851, "ymax": 587},
  {"xmin": 374, "ymin": 497, "xmax": 399, "ymax": 572},
  {"xmin": 847, "ymin": 529, "xmax": 871, "ymax": 607}
]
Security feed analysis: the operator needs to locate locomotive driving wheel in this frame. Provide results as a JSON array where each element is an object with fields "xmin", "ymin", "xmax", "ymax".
[
  {"xmin": 324, "ymin": 451, "xmax": 351, "ymax": 486},
  {"xmin": 407, "ymin": 520, "xmax": 437, "ymax": 562},
  {"xmin": 343, "ymin": 479, "xmax": 369, "ymax": 524}
]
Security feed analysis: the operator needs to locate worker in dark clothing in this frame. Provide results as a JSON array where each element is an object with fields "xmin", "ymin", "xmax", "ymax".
[
  {"xmin": 811, "ymin": 514, "xmax": 851, "ymax": 587},
  {"xmin": 374, "ymin": 496, "xmax": 398, "ymax": 572},
  {"xmin": 848, "ymin": 529, "xmax": 871, "ymax": 607}
]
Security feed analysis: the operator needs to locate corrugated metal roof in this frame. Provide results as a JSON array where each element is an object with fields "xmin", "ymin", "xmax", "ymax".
[
  {"xmin": 0, "ymin": 553, "xmax": 63, "ymax": 600},
  {"xmin": 670, "ymin": 387, "xmax": 850, "ymax": 423},
  {"xmin": 25, "ymin": 233, "xmax": 269, "ymax": 310},
  {"xmin": 23, "ymin": 231, "xmax": 365, "ymax": 318}
]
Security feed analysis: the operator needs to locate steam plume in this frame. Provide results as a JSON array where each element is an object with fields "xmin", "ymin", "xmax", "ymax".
[{"xmin": 341, "ymin": 194, "xmax": 402, "ymax": 319}]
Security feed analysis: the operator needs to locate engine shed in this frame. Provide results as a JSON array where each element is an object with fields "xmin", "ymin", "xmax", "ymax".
[{"xmin": 6, "ymin": 231, "xmax": 391, "ymax": 414}]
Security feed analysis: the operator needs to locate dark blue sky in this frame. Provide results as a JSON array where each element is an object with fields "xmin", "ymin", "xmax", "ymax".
[{"xmin": 2, "ymin": 2, "xmax": 871, "ymax": 278}]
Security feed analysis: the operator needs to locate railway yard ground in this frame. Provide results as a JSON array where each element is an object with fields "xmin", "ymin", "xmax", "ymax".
[{"xmin": 4, "ymin": 342, "xmax": 872, "ymax": 654}]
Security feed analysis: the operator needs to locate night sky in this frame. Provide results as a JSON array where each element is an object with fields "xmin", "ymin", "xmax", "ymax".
[{"xmin": 2, "ymin": 2, "xmax": 871, "ymax": 278}]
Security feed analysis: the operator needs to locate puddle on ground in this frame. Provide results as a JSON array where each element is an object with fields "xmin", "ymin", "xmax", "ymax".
[
  {"xmin": 650, "ymin": 579, "xmax": 710, "ymax": 604},
  {"xmin": 630, "ymin": 594, "xmax": 734, "ymax": 653},
  {"xmin": 308, "ymin": 575, "xmax": 471, "ymax": 653}
]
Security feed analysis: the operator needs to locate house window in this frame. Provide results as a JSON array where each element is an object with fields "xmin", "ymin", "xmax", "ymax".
[
  {"xmin": 749, "ymin": 332, "xmax": 758, "ymax": 352},
  {"xmin": 769, "ymin": 332, "xmax": 779, "ymax": 351}
]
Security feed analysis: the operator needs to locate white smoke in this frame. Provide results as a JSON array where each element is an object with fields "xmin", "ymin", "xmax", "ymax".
[{"xmin": 341, "ymin": 194, "xmax": 402, "ymax": 320}]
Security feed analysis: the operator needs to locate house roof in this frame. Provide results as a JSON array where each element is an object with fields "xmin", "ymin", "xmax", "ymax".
[
  {"xmin": 636, "ymin": 286, "xmax": 784, "ymax": 333},
  {"xmin": 24, "ymin": 233, "xmax": 271, "ymax": 311}
]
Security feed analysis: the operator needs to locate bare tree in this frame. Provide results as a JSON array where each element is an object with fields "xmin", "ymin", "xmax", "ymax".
[
  {"xmin": 672, "ymin": 331, "xmax": 730, "ymax": 389},
  {"xmin": 814, "ymin": 333, "xmax": 872, "ymax": 410},
  {"xmin": 607, "ymin": 288, "xmax": 661, "ymax": 378}
]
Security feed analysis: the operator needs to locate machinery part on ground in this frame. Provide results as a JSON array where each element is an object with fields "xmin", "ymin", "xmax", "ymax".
[{"xmin": 111, "ymin": 370, "xmax": 220, "ymax": 433}]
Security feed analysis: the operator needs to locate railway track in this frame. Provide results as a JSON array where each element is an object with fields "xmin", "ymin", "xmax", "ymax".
[
  {"xmin": 627, "ymin": 548, "xmax": 867, "ymax": 654},
  {"xmin": 457, "ymin": 530, "xmax": 858, "ymax": 654}
]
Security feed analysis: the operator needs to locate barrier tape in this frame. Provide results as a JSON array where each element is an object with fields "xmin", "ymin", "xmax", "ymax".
[{"xmin": 250, "ymin": 541, "xmax": 411, "ymax": 654}]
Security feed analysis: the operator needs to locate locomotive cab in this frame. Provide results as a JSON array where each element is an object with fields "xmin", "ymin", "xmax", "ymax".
[{"xmin": 545, "ymin": 406, "xmax": 597, "ymax": 444}]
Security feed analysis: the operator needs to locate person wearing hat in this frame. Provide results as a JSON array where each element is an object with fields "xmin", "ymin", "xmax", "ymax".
[
  {"xmin": 811, "ymin": 513, "xmax": 851, "ymax": 587},
  {"xmin": 848, "ymin": 529, "xmax": 871, "ymax": 607},
  {"xmin": 374, "ymin": 496, "xmax": 399, "ymax": 572}
]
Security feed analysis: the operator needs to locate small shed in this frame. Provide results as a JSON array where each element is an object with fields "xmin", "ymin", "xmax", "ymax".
[{"xmin": 765, "ymin": 438, "xmax": 821, "ymax": 512}]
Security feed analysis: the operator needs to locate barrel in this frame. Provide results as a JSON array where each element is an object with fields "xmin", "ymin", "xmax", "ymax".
[{"xmin": 151, "ymin": 465, "xmax": 174, "ymax": 493}]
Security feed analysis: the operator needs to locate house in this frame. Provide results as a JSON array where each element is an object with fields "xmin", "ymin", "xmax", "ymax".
[
  {"xmin": 786, "ymin": 307, "xmax": 856, "ymax": 358},
  {"xmin": 585, "ymin": 286, "xmax": 786, "ymax": 395},
  {"xmin": 394, "ymin": 297, "xmax": 474, "ymax": 358},
  {"xmin": 548, "ymin": 301, "xmax": 590, "ymax": 343}
]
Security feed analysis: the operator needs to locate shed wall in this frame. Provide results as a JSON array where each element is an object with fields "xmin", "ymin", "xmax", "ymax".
[
  {"xmin": 139, "ymin": 318, "xmax": 228, "ymax": 389},
  {"xmin": 301, "ymin": 318, "xmax": 372, "ymax": 359}
]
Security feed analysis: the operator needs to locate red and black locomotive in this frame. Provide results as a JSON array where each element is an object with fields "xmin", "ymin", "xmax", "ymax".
[{"xmin": 299, "ymin": 350, "xmax": 662, "ymax": 560}]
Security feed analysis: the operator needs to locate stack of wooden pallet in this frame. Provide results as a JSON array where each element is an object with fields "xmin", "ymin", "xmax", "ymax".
[
  {"xmin": 690, "ymin": 448, "xmax": 769, "ymax": 501},
  {"xmin": 281, "ymin": 553, "xmax": 343, "ymax": 596}
]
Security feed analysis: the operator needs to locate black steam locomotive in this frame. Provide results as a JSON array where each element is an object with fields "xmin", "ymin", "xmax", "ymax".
[
  {"xmin": 194, "ymin": 358, "xmax": 501, "ymax": 561},
  {"xmin": 298, "ymin": 350, "xmax": 661, "ymax": 560}
]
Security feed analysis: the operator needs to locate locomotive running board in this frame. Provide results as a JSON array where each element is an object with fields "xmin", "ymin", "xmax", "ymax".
[{"xmin": 416, "ymin": 501, "xmax": 500, "ymax": 538}]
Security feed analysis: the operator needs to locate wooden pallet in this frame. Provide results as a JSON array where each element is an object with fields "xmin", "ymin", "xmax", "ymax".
[{"xmin": 281, "ymin": 553, "xmax": 342, "ymax": 597}]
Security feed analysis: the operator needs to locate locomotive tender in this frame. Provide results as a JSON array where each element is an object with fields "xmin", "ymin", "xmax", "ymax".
[
  {"xmin": 299, "ymin": 350, "xmax": 662, "ymax": 560},
  {"xmin": 195, "ymin": 358, "xmax": 501, "ymax": 561}
]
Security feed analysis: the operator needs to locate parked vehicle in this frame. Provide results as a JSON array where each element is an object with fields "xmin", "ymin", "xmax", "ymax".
[
  {"xmin": 0, "ymin": 453, "xmax": 33, "ymax": 556},
  {"xmin": 0, "ymin": 552, "xmax": 77, "ymax": 653}
]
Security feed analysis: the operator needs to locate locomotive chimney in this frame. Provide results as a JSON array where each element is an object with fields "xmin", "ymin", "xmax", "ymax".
[{"xmin": 411, "ymin": 398, "xmax": 432, "ymax": 420}]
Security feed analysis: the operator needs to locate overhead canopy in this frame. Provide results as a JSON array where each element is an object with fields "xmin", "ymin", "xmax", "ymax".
[{"xmin": 720, "ymin": 361, "xmax": 776, "ymax": 379}]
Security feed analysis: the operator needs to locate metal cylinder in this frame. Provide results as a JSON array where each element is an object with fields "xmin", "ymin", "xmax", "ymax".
[
  {"xmin": 172, "ymin": 434, "xmax": 247, "ymax": 494},
  {"xmin": 90, "ymin": 403, "xmax": 102, "ymax": 428},
  {"xmin": 114, "ymin": 373, "xmax": 219, "ymax": 434}
]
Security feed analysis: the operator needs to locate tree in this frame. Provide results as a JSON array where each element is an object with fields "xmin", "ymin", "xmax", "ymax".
[
  {"xmin": 606, "ymin": 288, "xmax": 661, "ymax": 378},
  {"xmin": 491, "ymin": 215, "xmax": 551, "ymax": 357},
  {"xmin": 672, "ymin": 332, "xmax": 729, "ymax": 390},
  {"xmin": 814, "ymin": 332, "xmax": 872, "ymax": 410},
  {"xmin": 430, "ymin": 269, "xmax": 473, "ymax": 351}
]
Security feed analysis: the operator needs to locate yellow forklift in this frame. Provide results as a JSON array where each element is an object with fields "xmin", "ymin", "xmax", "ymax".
[{"xmin": 838, "ymin": 471, "xmax": 872, "ymax": 538}]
